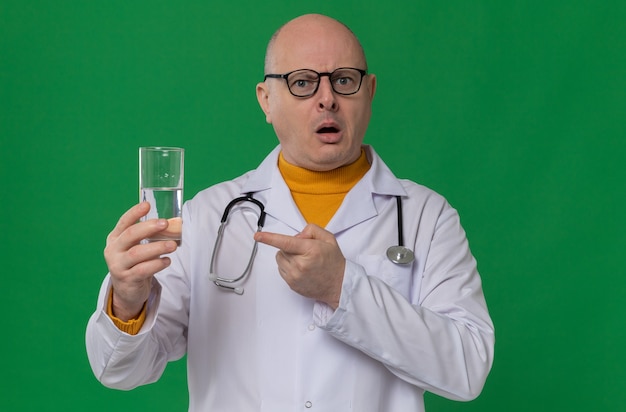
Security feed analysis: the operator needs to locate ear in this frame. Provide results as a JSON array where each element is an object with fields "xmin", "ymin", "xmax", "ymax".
[
  {"xmin": 365, "ymin": 73, "xmax": 377, "ymax": 101},
  {"xmin": 256, "ymin": 82, "xmax": 272, "ymax": 124}
]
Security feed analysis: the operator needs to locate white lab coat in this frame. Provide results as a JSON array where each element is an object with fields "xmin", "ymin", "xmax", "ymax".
[{"xmin": 86, "ymin": 145, "xmax": 495, "ymax": 411}]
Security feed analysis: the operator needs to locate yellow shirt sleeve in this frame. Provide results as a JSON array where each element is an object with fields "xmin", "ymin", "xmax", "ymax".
[{"xmin": 106, "ymin": 288, "xmax": 147, "ymax": 335}]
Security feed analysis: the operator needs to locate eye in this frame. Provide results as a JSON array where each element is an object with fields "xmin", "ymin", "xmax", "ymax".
[
  {"xmin": 289, "ymin": 71, "xmax": 319, "ymax": 90},
  {"xmin": 332, "ymin": 70, "xmax": 359, "ymax": 89},
  {"xmin": 292, "ymin": 79, "xmax": 312, "ymax": 89}
]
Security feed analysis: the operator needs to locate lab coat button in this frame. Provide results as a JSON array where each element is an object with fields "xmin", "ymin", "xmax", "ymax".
[
  {"xmin": 307, "ymin": 324, "xmax": 316, "ymax": 331},
  {"xmin": 305, "ymin": 401, "xmax": 313, "ymax": 408}
]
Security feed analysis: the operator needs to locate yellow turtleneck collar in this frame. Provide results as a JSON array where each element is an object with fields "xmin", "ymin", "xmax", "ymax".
[{"xmin": 278, "ymin": 149, "xmax": 371, "ymax": 227}]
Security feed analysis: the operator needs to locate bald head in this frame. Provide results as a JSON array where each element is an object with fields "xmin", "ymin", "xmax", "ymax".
[
  {"xmin": 256, "ymin": 14, "xmax": 376, "ymax": 171},
  {"xmin": 264, "ymin": 14, "xmax": 367, "ymax": 74}
]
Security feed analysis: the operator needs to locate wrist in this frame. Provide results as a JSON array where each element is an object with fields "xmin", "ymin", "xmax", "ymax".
[{"xmin": 109, "ymin": 289, "xmax": 146, "ymax": 322}]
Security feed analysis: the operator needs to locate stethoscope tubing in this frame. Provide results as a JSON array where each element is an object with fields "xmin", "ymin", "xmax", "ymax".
[
  {"xmin": 395, "ymin": 196, "xmax": 405, "ymax": 247},
  {"xmin": 209, "ymin": 193, "xmax": 414, "ymax": 294},
  {"xmin": 209, "ymin": 193, "xmax": 266, "ymax": 294}
]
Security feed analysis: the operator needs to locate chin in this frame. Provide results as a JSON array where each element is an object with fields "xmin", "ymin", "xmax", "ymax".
[{"xmin": 312, "ymin": 148, "xmax": 358, "ymax": 170}]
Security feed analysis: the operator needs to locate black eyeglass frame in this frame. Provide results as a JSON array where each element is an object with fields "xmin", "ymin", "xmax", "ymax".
[{"xmin": 264, "ymin": 67, "xmax": 367, "ymax": 97}]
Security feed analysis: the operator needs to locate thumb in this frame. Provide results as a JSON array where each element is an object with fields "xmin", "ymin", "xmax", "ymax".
[{"xmin": 297, "ymin": 224, "xmax": 335, "ymax": 243}]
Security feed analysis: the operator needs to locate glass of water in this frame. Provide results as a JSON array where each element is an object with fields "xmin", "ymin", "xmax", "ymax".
[{"xmin": 139, "ymin": 146, "xmax": 184, "ymax": 244}]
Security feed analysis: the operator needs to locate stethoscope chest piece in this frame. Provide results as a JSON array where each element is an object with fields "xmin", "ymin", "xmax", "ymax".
[{"xmin": 386, "ymin": 245, "xmax": 415, "ymax": 265}]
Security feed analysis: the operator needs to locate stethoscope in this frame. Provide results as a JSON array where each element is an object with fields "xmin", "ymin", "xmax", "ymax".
[{"xmin": 208, "ymin": 193, "xmax": 414, "ymax": 294}]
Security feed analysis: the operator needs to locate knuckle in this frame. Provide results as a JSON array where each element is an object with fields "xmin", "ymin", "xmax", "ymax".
[
  {"xmin": 279, "ymin": 237, "xmax": 293, "ymax": 251},
  {"xmin": 103, "ymin": 249, "xmax": 112, "ymax": 264},
  {"xmin": 127, "ymin": 245, "xmax": 142, "ymax": 260},
  {"xmin": 108, "ymin": 261, "xmax": 127, "ymax": 279},
  {"xmin": 103, "ymin": 247, "xmax": 119, "ymax": 266},
  {"xmin": 105, "ymin": 230, "xmax": 119, "ymax": 247},
  {"xmin": 295, "ymin": 260, "xmax": 310, "ymax": 274},
  {"xmin": 306, "ymin": 246, "xmax": 322, "ymax": 261}
]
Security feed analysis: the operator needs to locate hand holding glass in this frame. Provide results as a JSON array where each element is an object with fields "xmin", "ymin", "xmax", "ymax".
[{"xmin": 139, "ymin": 147, "xmax": 184, "ymax": 244}]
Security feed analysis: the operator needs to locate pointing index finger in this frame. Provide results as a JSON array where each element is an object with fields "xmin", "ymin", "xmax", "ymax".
[{"xmin": 254, "ymin": 231, "xmax": 308, "ymax": 255}]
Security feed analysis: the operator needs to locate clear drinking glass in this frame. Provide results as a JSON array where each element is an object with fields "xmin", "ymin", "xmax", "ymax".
[{"xmin": 139, "ymin": 146, "xmax": 184, "ymax": 244}]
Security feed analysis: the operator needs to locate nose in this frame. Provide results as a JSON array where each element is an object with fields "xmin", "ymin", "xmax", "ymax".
[{"xmin": 316, "ymin": 77, "xmax": 338, "ymax": 111}]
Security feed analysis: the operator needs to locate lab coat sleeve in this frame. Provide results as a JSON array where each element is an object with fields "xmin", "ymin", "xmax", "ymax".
[
  {"xmin": 85, "ymin": 262, "xmax": 189, "ymax": 390},
  {"xmin": 315, "ymin": 204, "xmax": 495, "ymax": 401}
]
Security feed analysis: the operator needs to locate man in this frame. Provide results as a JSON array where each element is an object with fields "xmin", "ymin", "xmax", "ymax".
[{"xmin": 86, "ymin": 13, "xmax": 494, "ymax": 411}]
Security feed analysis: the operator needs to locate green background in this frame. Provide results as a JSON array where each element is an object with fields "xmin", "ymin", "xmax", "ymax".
[{"xmin": 2, "ymin": 1, "xmax": 624, "ymax": 410}]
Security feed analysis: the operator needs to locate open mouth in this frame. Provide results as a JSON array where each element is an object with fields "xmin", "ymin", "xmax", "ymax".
[
  {"xmin": 317, "ymin": 126, "xmax": 340, "ymax": 134},
  {"xmin": 315, "ymin": 119, "xmax": 343, "ymax": 143}
]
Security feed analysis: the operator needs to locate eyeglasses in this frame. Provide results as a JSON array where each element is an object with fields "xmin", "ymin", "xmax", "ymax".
[{"xmin": 264, "ymin": 67, "xmax": 367, "ymax": 97}]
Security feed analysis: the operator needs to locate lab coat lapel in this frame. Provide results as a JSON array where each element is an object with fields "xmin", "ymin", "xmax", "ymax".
[
  {"xmin": 326, "ymin": 146, "xmax": 407, "ymax": 235},
  {"xmin": 241, "ymin": 145, "xmax": 306, "ymax": 233},
  {"xmin": 324, "ymin": 180, "xmax": 377, "ymax": 234},
  {"xmin": 264, "ymin": 172, "xmax": 307, "ymax": 232},
  {"xmin": 326, "ymin": 145, "xmax": 406, "ymax": 234}
]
